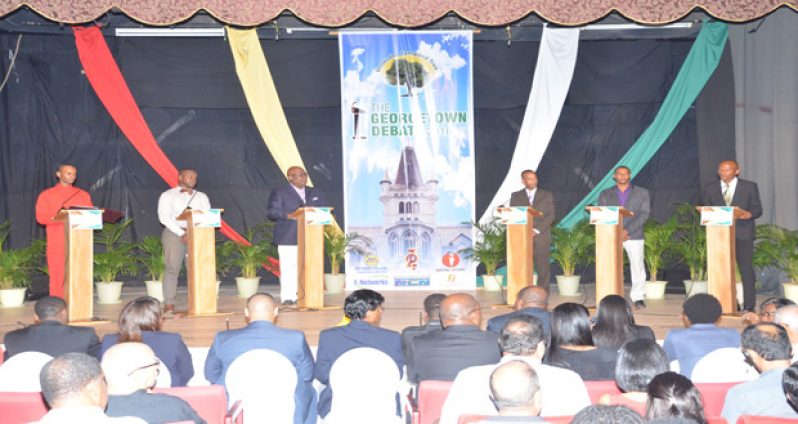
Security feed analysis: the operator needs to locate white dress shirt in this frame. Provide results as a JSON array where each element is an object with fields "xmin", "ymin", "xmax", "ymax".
[
  {"xmin": 157, "ymin": 186, "xmax": 211, "ymax": 237},
  {"xmin": 37, "ymin": 405, "xmax": 146, "ymax": 424}
]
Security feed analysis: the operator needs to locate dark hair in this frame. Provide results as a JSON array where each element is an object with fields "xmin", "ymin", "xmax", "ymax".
[
  {"xmin": 647, "ymin": 419, "xmax": 701, "ymax": 424},
  {"xmin": 40, "ymin": 352, "xmax": 103, "ymax": 406},
  {"xmin": 520, "ymin": 169, "xmax": 536, "ymax": 178},
  {"xmin": 56, "ymin": 163, "xmax": 76, "ymax": 172},
  {"xmin": 761, "ymin": 297, "xmax": 796, "ymax": 311},
  {"xmin": 500, "ymin": 315, "xmax": 546, "ymax": 356},
  {"xmin": 682, "ymin": 294, "xmax": 722, "ymax": 324},
  {"xmin": 344, "ymin": 289, "xmax": 385, "ymax": 320},
  {"xmin": 551, "ymin": 303, "xmax": 594, "ymax": 346},
  {"xmin": 117, "ymin": 296, "xmax": 163, "ymax": 343},
  {"xmin": 593, "ymin": 295, "xmax": 639, "ymax": 350},
  {"xmin": 489, "ymin": 360, "xmax": 540, "ymax": 411},
  {"xmin": 615, "ymin": 339, "xmax": 669, "ymax": 392},
  {"xmin": 783, "ymin": 362, "xmax": 798, "ymax": 408},
  {"xmin": 572, "ymin": 405, "xmax": 645, "ymax": 424},
  {"xmin": 423, "ymin": 293, "xmax": 446, "ymax": 320},
  {"xmin": 615, "ymin": 166, "xmax": 631, "ymax": 174},
  {"xmin": 646, "ymin": 372, "xmax": 707, "ymax": 424},
  {"xmin": 35, "ymin": 296, "xmax": 67, "ymax": 320},
  {"xmin": 741, "ymin": 323, "xmax": 792, "ymax": 361}
]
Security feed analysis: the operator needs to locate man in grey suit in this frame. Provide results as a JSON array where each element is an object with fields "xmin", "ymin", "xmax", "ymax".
[
  {"xmin": 598, "ymin": 166, "xmax": 650, "ymax": 309},
  {"xmin": 509, "ymin": 170, "xmax": 555, "ymax": 291},
  {"xmin": 702, "ymin": 160, "xmax": 762, "ymax": 312}
]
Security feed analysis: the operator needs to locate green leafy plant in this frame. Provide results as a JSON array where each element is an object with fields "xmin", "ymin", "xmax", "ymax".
[
  {"xmin": 93, "ymin": 219, "xmax": 137, "ymax": 283},
  {"xmin": 136, "ymin": 236, "xmax": 165, "ymax": 282},
  {"xmin": 0, "ymin": 221, "xmax": 44, "ymax": 289},
  {"xmin": 323, "ymin": 228, "xmax": 373, "ymax": 275},
  {"xmin": 551, "ymin": 219, "xmax": 594, "ymax": 277},
  {"xmin": 755, "ymin": 224, "xmax": 798, "ymax": 283},
  {"xmin": 94, "ymin": 219, "xmax": 134, "ymax": 251},
  {"xmin": 673, "ymin": 202, "xmax": 707, "ymax": 281},
  {"xmin": 644, "ymin": 216, "xmax": 679, "ymax": 282},
  {"xmin": 219, "ymin": 222, "xmax": 277, "ymax": 279},
  {"xmin": 459, "ymin": 219, "xmax": 507, "ymax": 275}
]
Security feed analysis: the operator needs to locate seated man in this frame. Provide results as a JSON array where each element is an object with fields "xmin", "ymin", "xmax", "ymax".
[
  {"xmin": 400, "ymin": 293, "xmax": 445, "ymax": 358},
  {"xmin": 408, "ymin": 293, "xmax": 501, "ymax": 383},
  {"xmin": 775, "ymin": 305, "xmax": 798, "ymax": 362},
  {"xmin": 487, "ymin": 286, "xmax": 550, "ymax": 337},
  {"xmin": 571, "ymin": 405, "xmax": 644, "ymax": 424},
  {"xmin": 480, "ymin": 360, "xmax": 544, "ymax": 422},
  {"xmin": 315, "ymin": 289, "xmax": 403, "ymax": 419},
  {"xmin": 782, "ymin": 362, "xmax": 798, "ymax": 411},
  {"xmin": 102, "ymin": 342, "xmax": 205, "ymax": 424},
  {"xmin": 663, "ymin": 293, "xmax": 740, "ymax": 378},
  {"xmin": 204, "ymin": 293, "xmax": 316, "ymax": 424},
  {"xmin": 3, "ymin": 296, "xmax": 100, "ymax": 360},
  {"xmin": 722, "ymin": 323, "xmax": 798, "ymax": 423}
]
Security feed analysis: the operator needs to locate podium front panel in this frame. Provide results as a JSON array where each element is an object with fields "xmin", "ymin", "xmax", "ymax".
[{"xmin": 64, "ymin": 225, "xmax": 94, "ymax": 322}]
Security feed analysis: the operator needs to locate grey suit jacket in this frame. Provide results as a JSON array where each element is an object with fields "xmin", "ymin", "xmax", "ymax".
[
  {"xmin": 597, "ymin": 185, "xmax": 650, "ymax": 240},
  {"xmin": 509, "ymin": 189, "xmax": 555, "ymax": 241},
  {"xmin": 701, "ymin": 178, "xmax": 762, "ymax": 240}
]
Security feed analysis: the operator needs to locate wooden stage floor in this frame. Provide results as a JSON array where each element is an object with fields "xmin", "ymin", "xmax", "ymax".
[{"xmin": 0, "ymin": 284, "xmax": 751, "ymax": 347}]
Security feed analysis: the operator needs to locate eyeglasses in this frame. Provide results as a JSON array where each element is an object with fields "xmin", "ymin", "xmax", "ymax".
[
  {"xmin": 761, "ymin": 311, "xmax": 777, "ymax": 318},
  {"xmin": 127, "ymin": 360, "xmax": 161, "ymax": 376}
]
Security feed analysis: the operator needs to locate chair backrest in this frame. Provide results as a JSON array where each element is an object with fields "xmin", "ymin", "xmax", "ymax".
[
  {"xmin": 155, "ymin": 358, "xmax": 172, "ymax": 388},
  {"xmin": 417, "ymin": 380, "xmax": 453, "ymax": 424},
  {"xmin": 584, "ymin": 380, "xmax": 621, "ymax": 405},
  {"xmin": 736, "ymin": 416, "xmax": 798, "ymax": 424},
  {"xmin": 326, "ymin": 347, "xmax": 401, "ymax": 424},
  {"xmin": 0, "ymin": 391, "xmax": 48, "ymax": 423},
  {"xmin": 458, "ymin": 415, "xmax": 572, "ymax": 424},
  {"xmin": 154, "ymin": 384, "xmax": 229, "ymax": 424},
  {"xmin": 691, "ymin": 348, "xmax": 758, "ymax": 383},
  {"xmin": 707, "ymin": 417, "xmax": 729, "ymax": 424},
  {"xmin": 187, "ymin": 347, "xmax": 210, "ymax": 386},
  {"xmin": 225, "ymin": 349, "xmax": 297, "ymax": 424},
  {"xmin": 0, "ymin": 351, "xmax": 53, "ymax": 392},
  {"xmin": 695, "ymin": 382, "xmax": 742, "ymax": 417}
]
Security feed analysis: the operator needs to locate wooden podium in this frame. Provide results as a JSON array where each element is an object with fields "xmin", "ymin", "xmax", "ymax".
[
  {"xmin": 177, "ymin": 209, "xmax": 222, "ymax": 316},
  {"xmin": 588, "ymin": 206, "xmax": 634, "ymax": 304},
  {"xmin": 699, "ymin": 206, "xmax": 743, "ymax": 314},
  {"xmin": 499, "ymin": 207, "xmax": 543, "ymax": 306},
  {"xmin": 55, "ymin": 209, "xmax": 103, "ymax": 323},
  {"xmin": 288, "ymin": 207, "xmax": 333, "ymax": 309}
]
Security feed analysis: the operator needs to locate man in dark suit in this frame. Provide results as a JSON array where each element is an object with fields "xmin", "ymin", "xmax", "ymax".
[
  {"xmin": 487, "ymin": 286, "xmax": 550, "ymax": 337},
  {"xmin": 598, "ymin": 165, "xmax": 651, "ymax": 309},
  {"xmin": 509, "ymin": 170, "xmax": 555, "ymax": 290},
  {"xmin": 3, "ymin": 296, "xmax": 100, "ymax": 360},
  {"xmin": 400, "ymin": 293, "xmax": 445, "ymax": 358},
  {"xmin": 701, "ymin": 160, "xmax": 763, "ymax": 312},
  {"xmin": 204, "ymin": 293, "xmax": 316, "ymax": 424},
  {"xmin": 315, "ymin": 289, "xmax": 403, "ymax": 418},
  {"xmin": 407, "ymin": 293, "xmax": 501, "ymax": 383},
  {"xmin": 267, "ymin": 165, "xmax": 328, "ymax": 305}
]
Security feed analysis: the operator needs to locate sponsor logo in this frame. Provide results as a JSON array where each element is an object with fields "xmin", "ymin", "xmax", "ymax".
[
  {"xmin": 441, "ymin": 252, "xmax": 460, "ymax": 268},
  {"xmin": 364, "ymin": 255, "xmax": 381, "ymax": 267},
  {"xmin": 394, "ymin": 277, "xmax": 430, "ymax": 287},
  {"xmin": 405, "ymin": 248, "xmax": 419, "ymax": 270},
  {"xmin": 355, "ymin": 279, "xmax": 389, "ymax": 286}
]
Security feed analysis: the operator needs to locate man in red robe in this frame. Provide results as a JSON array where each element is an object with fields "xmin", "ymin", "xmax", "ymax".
[{"xmin": 35, "ymin": 164, "xmax": 93, "ymax": 298}]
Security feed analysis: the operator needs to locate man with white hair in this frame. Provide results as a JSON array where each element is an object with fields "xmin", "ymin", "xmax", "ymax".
[{"xmin": 775, "ymin": 304, "xmax": 798, "ymax": 362}]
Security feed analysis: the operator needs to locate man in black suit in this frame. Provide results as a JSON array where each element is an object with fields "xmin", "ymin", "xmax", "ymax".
[
  {"xmin": 487, "ymin": 286, "xmax": 551, "ymax": 337},
  {"xmin": 3, "ymin": 296, "xmax": 101, "ymax": 360},
  {"xmin": 509, "ymin": 170, "xmax": 555, "ymax": 290},
  {"xmin": 267, "ymin": 166, "xmax": 328, "ymax": 305},
  {"xmin": 701, "ymin": 160, "xmax": 763, "ymax": 312},
  {"xmin": 400, "ymin": 293, "xmax": 445, "ymax": 358}
]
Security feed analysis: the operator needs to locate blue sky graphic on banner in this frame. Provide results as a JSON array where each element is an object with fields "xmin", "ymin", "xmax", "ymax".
[{"xmin": 339, "ymin": 31, "xmax": 475, "ymax": 290}]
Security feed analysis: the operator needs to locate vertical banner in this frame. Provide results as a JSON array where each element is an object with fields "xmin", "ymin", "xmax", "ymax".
[{"xmin": 339, "ymin": 31, "xmax": 475, "ymax": 290}]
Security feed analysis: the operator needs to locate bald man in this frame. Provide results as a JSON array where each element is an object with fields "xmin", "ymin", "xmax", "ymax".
[
  {"xmin": 776, "ymin": 305, "xmax": 798, "ymax": 362},
  {"xmin": 407, "ymin": 293, "xmax": 501, "ymax": 383},
  {"xmin": 102, "ymin": 343, "xmax": 204, "ymax": 424},
  {"xmin": 488, "ymin": 360, "xmax": 543, "ymax": 419},
  {"xmin": 204, "ymin": 293, "xmax": 316, "ymax": 424},
  {"xmin": 487, "ymin": 286, "xmax": 551, "ymax": 337}
]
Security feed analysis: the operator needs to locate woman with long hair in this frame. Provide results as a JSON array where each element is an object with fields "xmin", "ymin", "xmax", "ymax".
[
  {"xmin": 646, "ymin": 371, "xmax": 707, "ymax": 424},
  {"xmin": 598, "ymin": 339, "xmax": 670, "ymax": 414},
  {"xmin": 592, "ymin": 295, "xmax": 655, "ymax": 351},
  {"xmin": 546, "ymin": 302, "xmax": 617, "ymax": 380}
]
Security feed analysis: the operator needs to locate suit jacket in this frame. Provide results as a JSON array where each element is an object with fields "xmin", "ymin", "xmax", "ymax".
[
  {"xmin": 100, "ymin": 331, "xmax": 194, "ymax": 387},
  {"xmin": 701, "ymin": 178, "xmax": 762, "ymax": 240},
  {"xmin": 486, "ymin": 307, "xmax": 551, "ymax": 337},
  {"xmin": 407, "ymin": 325, "xmax": 501, "ymax": 383},
  {"xmin": 509, "ymin": 189, "xmax": 555, "ymax": 242},
  {"xmin": 267, "ymin": 184, "xmax": 328, "ymax": 246},
  {"xmin": 597, "ymin": 185, "xmax": 650, "ymax": 240},
  {"xmin": 400, "ymin": 320, "xmax": 443, "ymax": 359},
  {"xmin": 315, "ymin": 320, "xmax": 403, "ymax": 418},
  {"xmin": 204, "ymin": 320, "xmax": 316, "ymax": 424},
  {"xmin": 3, "ymin": 320, "xmax": 100, "ymax": 360}
]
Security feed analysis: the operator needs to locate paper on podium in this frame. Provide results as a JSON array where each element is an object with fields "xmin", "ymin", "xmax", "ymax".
[
  {"xmin": 305, "ymin": 207, "xmax": 333, "ymax": 226},
  {"xmin": 66, "ymin": 209, "xmax": 103, "ymax": 230},
  {"xmin": 701, "ymin": 206, "xmax": 734, "ymax": 226},
  {"xmin": 590, "ymin": 206, "xmax": 620, "ymax": 225},
  {"xmin": 190, "ymin": 209, "xmax": 222, "ymax": 228},
  {"xmin": 498, "ymin": 206, "xmax": 529, "ymax": 225}
]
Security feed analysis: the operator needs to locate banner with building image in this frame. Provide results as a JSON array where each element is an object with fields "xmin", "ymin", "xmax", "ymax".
[{"xmin": 339, "ymin": 31, "xmax": 476, "ymax": 290}]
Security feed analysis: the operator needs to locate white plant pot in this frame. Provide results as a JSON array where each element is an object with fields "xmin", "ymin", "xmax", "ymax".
[
  {"xmin": 645, "ymin": 281, "xmax": 668, "ymax": 299},
  {"xmin": 0, "ymin": 287, "xmax": 27, "ymax": 308},
  {"xmin": 216, "ymin": 280, "xmax": 221, "ymax": 297},
  {"xmin": 483, "ymin": 275, "xmax": 503, "ymax": 292},
  {"xmin": 324, "ymin": 274, "xmax": 346, "ymax": 294},
  {"xmin": 235, "ymin": 276, "xmax": 261, "ymax": 299},
  {"xmin": 556, "ymin": 275, "xmax": 581, "ymax": 297},
  {"xmin": 145, "ymin": 280, "xmax": 164, "ymax": 302},
  {"xmin": 683, "ymin": 280, "xmax": 708, "ymax": 297},
  {"xmin": 96, "ymin": 281, "xmax": 124, "ymax": 304},
  {"xmin": 783, "ymin": 282, "xmax": 798, "ymax": 304}
]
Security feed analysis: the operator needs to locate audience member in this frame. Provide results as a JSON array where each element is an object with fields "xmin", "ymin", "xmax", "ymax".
[
  {"xmin": 487, "ymin": 286, "xmax": 551, "ymax": 337},
  {"xmin": 439, "ymin": 315, "xmax": 590, "ymax": 424},
  {"xmin": 781, "ymin": 362, "xmax": 798, "ymax": 411},
  {"xmin": 545, "ymin": 303, "xmax": 617, "ymax": 380},
  {"xmin": 592, "ymin": 295, "xmax": 655, "ymax": 351},
  {"xmin": 722, "ymin": 323, "xmax": 798, "ymax": 423},
  {"xmin": 102, "ymin": 342, "xmax": 205, "ymax": 424},
  {"xmin": 400, "ymin": 293, "xmax": 445, "ymax": 358},
  {"xmin": 663, "ymin": 293, "xmax": 740, "ymax": 378},
  {"xmin": 468, "ymin": 360, "xmax": 545, "ymax": 423},
  {"xmin": 743, "ymin": 297, "xmax": 795, "ymax": 324},
  {"xmin": 37, "ymin": 352, "xmax": 145, "ymax": 423},
  {"xmin": 571, "ymin": 405, "xmax": 645, "ymax": 424},
  {"xmin": 407, "ymin": 293, "xmax": 500, "ymax": 383},
  {"xmin": 3, "ymin": 296, "xmax": 100, "ymax": 360},
  {"xmin": 598, "ymin": 339, "xmax": 669, "ymax": 415},
  {"xmin": 205, "ymin": 293, "xmax": 315, "ymax": 424},
  {"xmin": 98, "ymin": 296, "xmax": 193, "ymax": 386},
  {"xmin": 646, "ymin": 372, "xmax": 706, "ymax": 424},
  {"xmin": 775, "ymin": 304, "xmax": 798, "ymax": 362},
  {"xmin": 315, "ymin": 289, "xmax": 403, "ymax": 419}
]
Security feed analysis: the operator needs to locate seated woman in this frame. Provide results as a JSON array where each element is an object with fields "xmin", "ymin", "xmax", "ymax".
[
  {"xmin": 646, "ymin": 371, "xmax": 707, "ymax": 424},
  {"xmin": 592, "ymin": 295, "xmax": 655, "ymax": 351},
  {"xmin": 98, "ymin": 296, "xmax": 194, "ymax": 386},
  {"xmin": 545, "ymin": 303, "xmax": 617, "ymax": 380},
  {"xmin": 598, "ymin": 339, "xmax": 669, "ymax": 415}
]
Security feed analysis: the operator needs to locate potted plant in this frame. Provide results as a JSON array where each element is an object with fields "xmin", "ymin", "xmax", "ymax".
[
  {"xmin": 136, "ymin": 235, "xmax": 165, "ymax": 301},
  {"xmin": 673, "ymin": 202, "xmax": 708, "ymax": 297},
  {"xmin": 323, "ymin": 227, "xmax": 372, "ymax": 294},
  {"xmin": 219, "ymin": 222, "xmax": 276, "ymax": 298},
  {"xmin": 0, "ymin": 221, "xmax": 43, "ymax": 307},
  {"xmin": 551, "ymin": 219, "xmax": 594, "ymax": 296},
  {"xmin": 460, "ymin": 220, "xmax": 506, "ymax": 291},
  {"xmin": 93, "ymin": 219, "xmax": 136, "ymax": 304},
  {"xmin": 643, "ymin": 217, "xmax": 679, "ymax": 299},
  {"xmin": 755, "ymin": 224, "xmax": 798, "ymax": 303}
]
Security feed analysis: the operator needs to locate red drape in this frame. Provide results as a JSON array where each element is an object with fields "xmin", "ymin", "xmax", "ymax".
[{"xmin": 72, "ymin": 25, "xmax": 278, "ymax": 275}]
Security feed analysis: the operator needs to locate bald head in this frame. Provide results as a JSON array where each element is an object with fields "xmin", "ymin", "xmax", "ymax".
[
  {"xmin": 246, "ymin": 293, "xmax": 278, "ymax": 323},
  {"xmin": 515, "ymin": 286, "xmax": 548, "ymax": 310},
  {"xmin": 776, "ymin": 305, "xmax": 798, "ymax": 344},
  {"xmin": 101, "ymin": 342, "xmax": 159, "ymax": 395},
  {"xmin": 489, "ymin": 360, "xmax": 542, "ymax": 416},
  {"xmin": 440, "ymin": 293, "xmax": 481, "ymax": 327}
]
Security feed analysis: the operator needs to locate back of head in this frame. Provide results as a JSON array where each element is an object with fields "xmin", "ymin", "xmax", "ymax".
[
  {"xmin": 741, "ymin": 323, "xmax": 792, "ymax": 361},
  {"xmin": 118, "ymin": 296, "xmax": 163, "ymax": 343},
  {"xmin": 571, "ymin": 405, "xmax": 645, "ymax": 424},
  {"xmin": 101, "ymin": 342, "xmax": 159, "ymax": 394},
  {"xmin": 783, "ymin": 362, "xmax": 798, "ymax": 406},
  {"xmin": 500, "ymin": 315, "xmax": 546, "ymax": 356},
  {"xmin": 615, "ymin": 339, "xmax": 669, "ymax": 393},
  {"xmin": 761, "ymin": 297, "xmax": 795, "ymax": 312},
  {"xmin": 593, "ymin": 295, "xmax": 636, "ymax": 350},
  {"xmin": 344, "ymin": 289, "xmax": 384, "ymax": 320},
  {"xmin": 439, "ymin": 293, "xmax": 481, "ymax": 327},
  {"xmin": 516, "ymin": 286, "xmax": 548, "ymax": 309},
  {"xmin": 489, "ymin": 360, "xmax": 541, "ymax": 415},
  {"xmin": 775, "ymin": 305, "xmax": 798, "ymax": 329},
  {"xmin": 551, "ymin": 303, "xmax": 594, "ymax": 347},
  {"xmin": 40, "ymin": 352, "xmax": 105, "ymax": 408},
  {"xmin": 646, "ymin": 371, "xmax": 706, "ymax": 423},
  {"xmin": 35, "ymin": 296, "xmax": 67, "ymax": 322},
  {"xmin": 682, "ymin": 294, "xmax": 721, "ymax": 325},
  {"xmin": 246, "ymin": 293, "xmax": 278, "ymax": 322},
  {"xmin": 423, "ymin": 293, "xmax": 446, "ymax": 321}
]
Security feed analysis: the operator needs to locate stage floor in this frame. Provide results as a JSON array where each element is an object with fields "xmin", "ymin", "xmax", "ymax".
[{"xmin": 0, "ymin": 284, "xmax": 750, "ymax": 347}]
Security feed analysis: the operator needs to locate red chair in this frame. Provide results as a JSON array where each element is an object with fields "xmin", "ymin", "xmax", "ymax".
[
  {"xmin": 736, "ymin": 416, "xmax": 798, "ymax": 423},
  {"xmin": 584, "ymin": 380, "xmax": 621, "ymax": 404},
  {"xmin": 0, "ymin": 391, "xmax": 48, "ymax": 423},
  {"xmin": 154, "ymin": 385, "xmax": 242, "ymax": 424},
  {"xmin": 458, "ymin": 415, "xmax": 571, "ymax": 424},
  {"xmin": 707, "ymin": 417, "xmax": 728, "ymax": 424},
  {"xmin": 695, "ymin": 382, "xmax": 742, "ymax": 417},
  {"xmin": 412, "ymin": 380, "xmax": 453, "ymax": 424}
]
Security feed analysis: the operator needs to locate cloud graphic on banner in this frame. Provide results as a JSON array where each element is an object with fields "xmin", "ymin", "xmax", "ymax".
[
  {"xmin": 417, "ymin": 41, "xmax": 466, "ymax": 81},
  {"xmin": 435, "ymin": 154, "xmax": 474, "ymax": 208},
  {"xmin": 351, "ymin": 47, "xmax": 365, "ymax": 72}
]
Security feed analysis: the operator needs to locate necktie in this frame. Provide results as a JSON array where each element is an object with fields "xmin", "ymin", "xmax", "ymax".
[{"xmin": 722, "ymin": 184, "xmax": 731, "ymax": 206}]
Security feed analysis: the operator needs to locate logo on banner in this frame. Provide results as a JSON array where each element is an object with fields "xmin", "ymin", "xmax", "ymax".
[
  {"xmin": 405, "ymin": 248, "xmax": 419, "ymax": 270},
  {"xmin": 355, "ymin": 278, "xmax": 389, "ymax": 287},
  {"xmin": 441, "ymin": 252, "xmax": 460, "ymax": 268},
  {"xmin": 364, "ymin": 255, "xmax": 381, "ymax": 267},
  {"xmin": 395, "ymin": 277, "xmax": 431, "ymax": 287}
]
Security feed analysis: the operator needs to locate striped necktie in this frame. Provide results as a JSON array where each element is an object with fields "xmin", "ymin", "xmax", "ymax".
[{"xmin": 722, "ymin": 184, "xmax": 732, "ymax": 206}]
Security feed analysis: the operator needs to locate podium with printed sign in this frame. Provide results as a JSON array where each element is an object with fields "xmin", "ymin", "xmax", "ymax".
[
  {"xmin": 498, "ymin": 206, "xmax": 543, "ymax": 306},
  {"xmin": 55, "ymin": 209, "xmax": 103, "ymax": 323},
  {"xmin": 588, "ymin": 206, "xmax": 634, "ymax": 303},
  {"xmin": 288, "ymin": 207, "xmax": 333, "ymax": 309},
  {"xmin": 700, "ymin": 206, "xmax": 743, "ymax": 314},
  {"xmin": 177, "ymin": 208, "xmax": 223, "ymax": 316}
]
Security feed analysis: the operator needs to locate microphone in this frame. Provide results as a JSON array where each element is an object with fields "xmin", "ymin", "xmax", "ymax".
[
  {"xmin": 60, "ymin": 189, "xmax": 82, "ymax": 210},
  {"xmin": 184, "ymin": 190, "xmax": 198, "ymax": 210}
]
